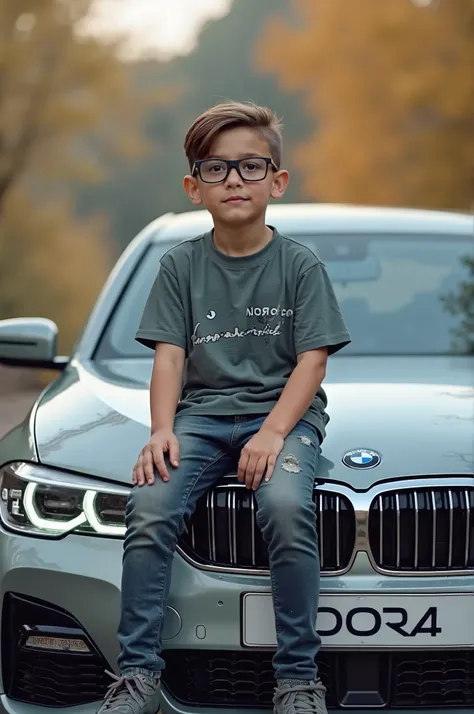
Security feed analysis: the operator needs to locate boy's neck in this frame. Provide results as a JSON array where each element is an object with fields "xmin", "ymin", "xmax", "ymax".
[{"xmin": 212, "ymin": 219, "xmax": 274, "ymax": 258}]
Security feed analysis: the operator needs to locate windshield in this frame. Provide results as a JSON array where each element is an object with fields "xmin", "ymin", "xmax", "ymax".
[{"xmin": 95, "ymin": 232, "xmax": 473, "ymax": 358}]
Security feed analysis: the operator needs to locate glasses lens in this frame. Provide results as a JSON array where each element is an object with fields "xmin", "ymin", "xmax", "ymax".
[
  {"xmin": 199, "ymin": 160, "xmax": 228, "ymax": 183},
  {"xmin": 239, "ymin": 158, "xmax": 267, "ymax": 181}
]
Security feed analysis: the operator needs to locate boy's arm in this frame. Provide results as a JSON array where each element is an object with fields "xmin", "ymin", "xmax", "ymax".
[
  {"xmin": 133, "ymin": 343, "xmax": 186, "ymax": 486},
  {"xmin": 238, "ymin": 261, "xmax": 351, "ymax": 490},
  {"xmin": 150, "ymin": 343, "xmax": 186, "ymax": 434},
  {"xmin": 237, "ymin": 349, "xmax": 327, "ymax": 489},
  {"xmin": 133, "ymin": 258, "xmax": 188, "ymax": 486},
  {"xmin": 262, "ymin": 347, "xmax": 328, "ymax": 437}
]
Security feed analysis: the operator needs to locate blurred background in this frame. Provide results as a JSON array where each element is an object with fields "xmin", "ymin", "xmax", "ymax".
[{"xmin": 0, "ymin": 0, "xmax": 473, "ymax": 433}]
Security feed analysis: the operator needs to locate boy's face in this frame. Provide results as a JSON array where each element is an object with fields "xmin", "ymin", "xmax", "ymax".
[{"xmin": 184, "ymin": 127, "xmax": 289, "ymax": 225}]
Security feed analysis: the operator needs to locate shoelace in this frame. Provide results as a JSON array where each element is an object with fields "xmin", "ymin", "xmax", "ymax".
[
  {"xmin": 273, "ymin": 680, "xmax": 327, "ymax": 713},
  {"xmin": 102, "ymin": 671, "xmax": 153, "ymax": 710}
]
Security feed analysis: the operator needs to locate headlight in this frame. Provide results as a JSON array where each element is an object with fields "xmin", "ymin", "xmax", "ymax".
[{"xmin": 0, "ymin": 462, "xmax": 129, "ymax": 538}]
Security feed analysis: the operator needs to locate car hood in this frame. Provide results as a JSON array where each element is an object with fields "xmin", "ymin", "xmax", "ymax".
[{"xmin": 34, "ymin": 356, "xmax": 474, "ymax": 490}]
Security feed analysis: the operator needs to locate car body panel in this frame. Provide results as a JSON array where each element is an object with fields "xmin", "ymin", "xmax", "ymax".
[
  {"xmin": 152, "ymin": 204, "xmax": 474, "ymax": 242},
  {"xmin": 32, "ymin": 355, "xmax": 474, "ymax": 488},
  {"xmin": 2, "ymin": 699, "xmax": 472, "ymax": 714}
]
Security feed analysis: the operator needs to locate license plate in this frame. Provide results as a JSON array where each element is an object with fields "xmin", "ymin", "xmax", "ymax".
[{"xmin": 242, "ymin": 593, "xmax": 474, "ymax": 648}]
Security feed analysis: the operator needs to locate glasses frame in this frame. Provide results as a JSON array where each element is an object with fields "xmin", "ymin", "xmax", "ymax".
[{"xmin": 192, "ymin": 156, "xmax": 279, "ymax": 184}]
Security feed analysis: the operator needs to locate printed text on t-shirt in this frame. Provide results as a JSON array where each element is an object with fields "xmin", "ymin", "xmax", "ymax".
[{"xmin": 192, "ymin": 321, "xmax": 282, "ymax": 346}]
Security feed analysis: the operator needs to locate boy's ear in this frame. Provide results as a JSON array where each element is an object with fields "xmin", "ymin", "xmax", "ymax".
[
  {"xmin": 183, "ymin": 175, "xmax": 203, "ymax": 206},
  {"xmin": 271, "ymin": 169, "xmax": 289, "ymax": 201}
]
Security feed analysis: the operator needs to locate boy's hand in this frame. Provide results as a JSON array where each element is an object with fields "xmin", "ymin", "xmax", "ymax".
[
  {"xmin": 238, "ymin": 427, "xmax": 284, "ymax": 491},
  {"xmin": 132, "ymin": 429, "xmax": 180, "ymax": 486}
]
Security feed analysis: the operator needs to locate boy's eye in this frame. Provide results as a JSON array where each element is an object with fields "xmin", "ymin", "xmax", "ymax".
[
  {"xmin": 208, "ymin": 163, "xmax": 225, "ymax": 173},
  {"xmin": 243, "ymin": 162, "xmax": 258, "ymax": 171}
]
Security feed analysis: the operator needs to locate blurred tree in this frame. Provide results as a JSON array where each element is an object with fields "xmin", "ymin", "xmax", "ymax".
[
  {"xmin": 0, "ymin": 0, "xmax": 152, "ymax": 214},
  {"xmin": 0, "ymin": 189, "xmax": 110, "ymax": 353},
  {"xmin": 257, "ymin": 0, "xmax": 474, "ymax": 210},
  {"xmin": 0, "ymin": 0, "xmax": 164, "ymax": 354}
]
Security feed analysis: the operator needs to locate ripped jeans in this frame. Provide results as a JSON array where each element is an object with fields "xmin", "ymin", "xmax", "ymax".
[{"xmin": 117, "ymin": 415, "xmax": 322, "ymax": 681}]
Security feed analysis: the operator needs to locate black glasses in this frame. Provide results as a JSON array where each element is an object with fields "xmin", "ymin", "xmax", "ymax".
[{"xmin": 192, "ymin": 157, "xmax": 278, "ymax": 184}]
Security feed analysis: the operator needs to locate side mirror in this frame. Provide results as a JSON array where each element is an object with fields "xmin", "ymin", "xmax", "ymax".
[{"xmin": 0, "ymin": 318, "xmax": 68, "ymax": 370}]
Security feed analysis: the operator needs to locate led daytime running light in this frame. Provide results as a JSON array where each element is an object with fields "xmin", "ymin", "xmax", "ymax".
[
  {"xmin": 24, "ymin": 482, "xmax": 88, "ymax": 534},
  {"xmin": 21, "ymin": 482, "xmax": 127, "ymax": 536},
  {"xmin": 83, "ymin": 491, "xmax": 126, "ymax": 536}
]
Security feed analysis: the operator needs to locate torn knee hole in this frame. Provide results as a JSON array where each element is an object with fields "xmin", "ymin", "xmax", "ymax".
[
  {"xmin": 281, "ymin": 453, "xmax": 301, "ymax": 473},
  {"xmin": 297, "ymin": 435, "xmax": 312, "ymax": 446}
]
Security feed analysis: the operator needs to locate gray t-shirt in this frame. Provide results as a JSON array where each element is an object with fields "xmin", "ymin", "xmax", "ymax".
[{"xmin": 136, "ymin": 229, "xmax": 351, "ymax": 441}]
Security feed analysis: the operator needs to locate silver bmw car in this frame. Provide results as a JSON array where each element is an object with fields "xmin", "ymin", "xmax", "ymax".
[{"xmin": 0, "ymin": 204, "xmax": 473, "ymax": 714}]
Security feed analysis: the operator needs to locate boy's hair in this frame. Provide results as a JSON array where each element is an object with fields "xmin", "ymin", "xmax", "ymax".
[{"xmin": 184, "ymin": 101, "xmax": 283, "ymax": 171}]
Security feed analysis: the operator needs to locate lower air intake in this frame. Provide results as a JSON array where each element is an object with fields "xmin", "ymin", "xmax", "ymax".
[
  {"xmin": 2, "ymin": 593, "xmax": 110, "ymax": 707},
  {"xmin": 162, "ymin": 649, "xmax": 474, "ymax": 709}
]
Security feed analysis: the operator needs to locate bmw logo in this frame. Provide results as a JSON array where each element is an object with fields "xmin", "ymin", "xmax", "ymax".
[{"xmin": 343, "ymin": 449, "xmax": 381, "ymax": 470}]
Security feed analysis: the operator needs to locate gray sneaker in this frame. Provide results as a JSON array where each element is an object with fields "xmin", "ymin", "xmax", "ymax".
[
  {"xmin": 97, "ymin": 671, "xmax": 161, "ymax": 714},
  {"xmin": 273, "ymin": 679, "xmax": 327, "ymax": 713}
]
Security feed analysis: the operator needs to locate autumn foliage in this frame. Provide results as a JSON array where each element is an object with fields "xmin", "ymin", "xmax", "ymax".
[
  {"xmin": 0, "ymin": 0, "xmax": 151, "ymax": 208},
  {"xmin": 0, "ymin": 191, "xmax": 110, "ymax": 354},
  {"xmin": 258, "ymin": 0, "xmax": 474, "ymax": 210},
  {"xmin": 0, "ymin": 0, "xmax": 152, "ymax": 354}
]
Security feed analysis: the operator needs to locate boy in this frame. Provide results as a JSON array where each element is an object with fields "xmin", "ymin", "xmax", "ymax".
[{"xmin": 99, "ymin": 101, "xmax": 351, "ymax": 714}]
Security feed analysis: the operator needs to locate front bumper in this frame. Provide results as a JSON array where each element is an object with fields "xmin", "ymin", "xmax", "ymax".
[
  {"xmin": 3, "ymin": 696, "xmax": 474, "ymax": 714},
  {"xmin": 1, "ymin": 525, "xmax": 473, "ymax": 713}
]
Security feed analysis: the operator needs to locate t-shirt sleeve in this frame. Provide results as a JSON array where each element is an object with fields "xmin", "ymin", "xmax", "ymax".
[
  {"xmin": 135, "ymin": 261, "xmax": 187, "ymax": 352},
  {"xmin": 294, "ymin": 262, "xmax": 351, "ymax": 356}
]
